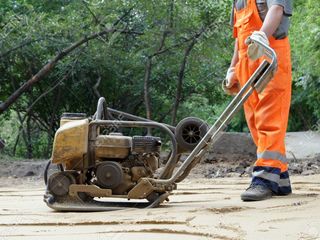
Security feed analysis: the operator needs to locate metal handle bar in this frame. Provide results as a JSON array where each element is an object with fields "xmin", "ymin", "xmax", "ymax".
[{"xmin": 247, "ymin": 34, "xmax": 278, "ymax": 73}]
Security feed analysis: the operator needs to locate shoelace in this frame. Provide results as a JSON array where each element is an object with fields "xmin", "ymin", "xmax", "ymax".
[{"xmin": 246, "ymin": 184, "xmax": 265, "ymax": 191}]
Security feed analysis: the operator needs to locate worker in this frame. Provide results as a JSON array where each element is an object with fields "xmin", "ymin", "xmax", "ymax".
[{"xmin": 223, "ymin": 0, "xmax": 293, "ymax": 201}]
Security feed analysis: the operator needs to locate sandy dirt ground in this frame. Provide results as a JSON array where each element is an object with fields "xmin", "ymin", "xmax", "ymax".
[
  {"xmin": 0, "ymin": 174, "xmax": 319, "ymax": 240},
  {"xmin": 0, "ymin": 132, "xmax": 319, "ymax": 239}
]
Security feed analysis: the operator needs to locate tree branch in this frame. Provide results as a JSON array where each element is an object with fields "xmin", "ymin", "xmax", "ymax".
[
  {"xmin": 82, "ymin": 0, "xmax": 102, "ymax": 26},
  {"xmin": 0, "ymin": 27, "xmax": 142, "ymax": 114},
  {"xmin": 93, "ymin": 76, "xmax": 102, "ymax": 98},
  {"xmin": 0, "ymin": 38, "xmax": 42, "ymax": 59}
]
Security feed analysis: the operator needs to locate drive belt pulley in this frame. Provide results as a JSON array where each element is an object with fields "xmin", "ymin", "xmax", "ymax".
[
  {"xmin": 48, "ymin": 172, "xmax": 76, "ymax": 197},
  {"xmin": 95, "ymin": 161, "xmax": 123, "ymax": 189}
]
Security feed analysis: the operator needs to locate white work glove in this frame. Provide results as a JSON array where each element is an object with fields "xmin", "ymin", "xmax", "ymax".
[
  {"xmin": 246, "ymin": 31, "xmax": 269, "ymax": 61},
  {"xmin": 222, "ymin": 67, "xmax": 240, "ymax": 96}
]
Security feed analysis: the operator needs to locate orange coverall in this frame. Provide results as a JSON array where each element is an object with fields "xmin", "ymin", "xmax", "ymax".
[{"xmin": 233, "ymin": 0, "xmax": 292, "ymax": 194}]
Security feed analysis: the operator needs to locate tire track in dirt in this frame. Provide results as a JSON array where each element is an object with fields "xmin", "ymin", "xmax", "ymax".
[{"xmin": 0, "ymin": 220, "xmax": 187, "ymax": 227}]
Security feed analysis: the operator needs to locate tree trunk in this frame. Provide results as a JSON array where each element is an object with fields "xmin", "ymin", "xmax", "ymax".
[
  {"xmin": 12, "ymin": 129, "xmax": 21, "ymax": 156},
  {"xmin": 143, "ymin": 57, "xmax": 153, "ymax": 120},
  {"xmin": 26, "ymin": 115, "xmax": 33, "ymax": 159},
  {"xmin": 16, "ymin": 111, "xmax": 32, "ymax": 159},
  {"xmin": 171, "ymin": 38, "xmax": 197, "ymax": 125},
  {"xmin": 45, "ymin": 86, "xmax": 61, "ymax": 157},
  {"xmin": 170, "ymin": 26, "xmax": 209, "ymax": 125}
]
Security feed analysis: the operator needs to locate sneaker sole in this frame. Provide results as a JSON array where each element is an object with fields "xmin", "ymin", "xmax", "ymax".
[{"xmin": 241, "ymin": 194, "xmax": 272, "ymax": 201}]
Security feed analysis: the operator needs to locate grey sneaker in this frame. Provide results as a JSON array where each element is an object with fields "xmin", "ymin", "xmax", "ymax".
[{"xmin": 241, "ymin": 184, "xmax": 273, "ymax": 201}]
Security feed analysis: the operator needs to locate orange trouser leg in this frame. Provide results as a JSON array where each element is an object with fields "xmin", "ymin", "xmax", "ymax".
[
  {"xmin": 237, "ymin": 41, "xmax": 292, "ymax": 194},
  {"xmin": 243, "ymin": 92, "xmax": 259, "ymax": 146}
]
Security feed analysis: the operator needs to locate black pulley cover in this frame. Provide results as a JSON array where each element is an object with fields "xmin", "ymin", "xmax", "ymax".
[{"xmin": 95, "ymin": 161, "xmax": 123, "ymax": 189}]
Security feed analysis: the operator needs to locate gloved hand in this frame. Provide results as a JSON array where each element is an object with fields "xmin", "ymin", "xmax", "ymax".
[
  {"xmin": 246, "ymin": 31, "xmax": 269, "ymax": 61},
  {"xmin": 222, "ymin": 67, "xmax": 240, "ymax": 95}
]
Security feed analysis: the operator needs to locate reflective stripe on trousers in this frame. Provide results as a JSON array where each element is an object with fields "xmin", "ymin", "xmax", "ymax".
[
  {"xmin": 257, "ymin": 151, "xmax": 288, "ymax": 164},
  {"xmin": 255, "ymin": 150, "xmax": 289, "ymax": 173},
  {"xmin": 251, "ymin": 166, "xmax": 291, "ymax": 194},
  {"xmin": 252, "ymin": 170, "xmax": 290, "ymax": 187}
]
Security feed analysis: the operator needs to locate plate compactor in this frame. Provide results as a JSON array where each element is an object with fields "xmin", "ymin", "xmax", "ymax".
[{"xmin": 44, "ymin": 36, "xmax": 277, "ymax": 211}]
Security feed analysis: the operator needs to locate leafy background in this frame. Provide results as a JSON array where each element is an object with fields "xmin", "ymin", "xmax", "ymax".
[{"xmin": 0, "ymin": 0, "xmax": 319, "ymax": 159}]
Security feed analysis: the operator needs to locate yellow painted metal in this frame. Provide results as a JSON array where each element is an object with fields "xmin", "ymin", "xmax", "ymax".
[
  {"xmin": 51, "ymin": 119, "xmax": 89, "ymax": 166},
  {"xmin": 60, "ymin": 118, "xmax": 75, "ymax": 127},
  {"xmin": 95, "ymin": 135, "xmax": 131, "ymax": 159}
]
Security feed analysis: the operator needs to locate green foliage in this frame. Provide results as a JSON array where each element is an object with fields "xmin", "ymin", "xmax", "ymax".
[{"xmin": 289, "ymin": 0, "xmax": 320, "ymax": 130}]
